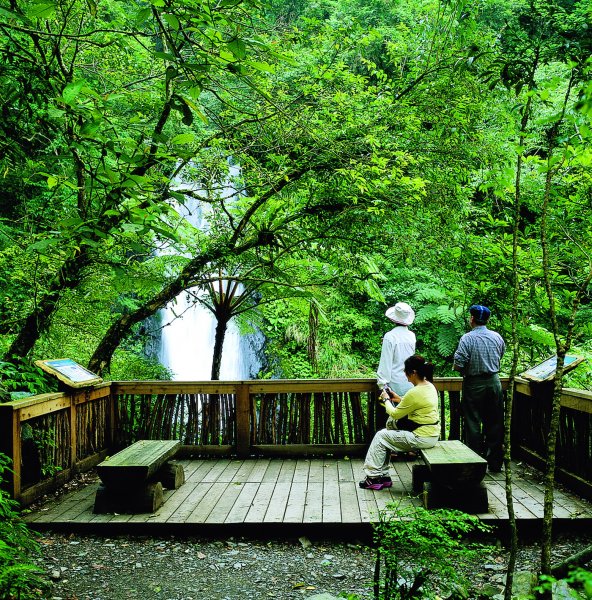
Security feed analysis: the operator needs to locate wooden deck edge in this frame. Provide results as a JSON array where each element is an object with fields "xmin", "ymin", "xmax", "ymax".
[
  {"xmin": 26, "ymin": 516, "xmax": 592, "ymax": 541},
  {"xmin": 25, "ymin": 520, "xmax": 376, "ymax": 542}
]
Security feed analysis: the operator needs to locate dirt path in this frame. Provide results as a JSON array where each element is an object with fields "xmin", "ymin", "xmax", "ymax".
[{"xmin": 36, "ymin": 531, "xmax": 592, "ymax": 600}]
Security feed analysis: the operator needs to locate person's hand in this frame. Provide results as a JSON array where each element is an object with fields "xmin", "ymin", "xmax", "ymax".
[{"xmin": 391, "ymin": 392, "xmax": 402, "ymax": 404}]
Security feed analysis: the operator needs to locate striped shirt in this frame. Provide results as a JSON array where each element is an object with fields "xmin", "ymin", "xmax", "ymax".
[{"xmin": 453, "ymin": 325, "xmax": 505, "ymax": 376}]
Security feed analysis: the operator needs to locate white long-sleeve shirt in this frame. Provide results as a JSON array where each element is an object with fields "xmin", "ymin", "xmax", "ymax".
[{"xmin": 376, "ymin": 325, "xmax": 416, "ymax": 394}]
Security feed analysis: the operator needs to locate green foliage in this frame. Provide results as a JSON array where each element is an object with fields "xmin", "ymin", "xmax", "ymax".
[
  {"xmin": 0, "ymin": 455, "xmax": 49, "ymax": 599},
  {"xmin": 0, "ymin": 359, "xmax": 53, "ymax": 396},
  {"xmin": 372, "ymin": 504, "xmax": 492, "ymax": 599},
  {"xmin": 0, "ymin": 0, "xmax": 591, "ymax": 390},
  {"xmin": 536, "ymin": 568, "xmax": 592, "ymax": 599}
]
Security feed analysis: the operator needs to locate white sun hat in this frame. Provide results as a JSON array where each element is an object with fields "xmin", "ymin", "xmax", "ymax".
[{"xmin": 385, "ymin": 302, "xmax": 415, "ymax": 326}]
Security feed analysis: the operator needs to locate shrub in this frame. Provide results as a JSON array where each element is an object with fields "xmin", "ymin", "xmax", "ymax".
[
  {"xmin": 372, "ymin": 503, "xmax": 492, "ymax": 599},
  {"xmin": 0, "ymin": 454, "xmax": 49, "ymax": 599}
]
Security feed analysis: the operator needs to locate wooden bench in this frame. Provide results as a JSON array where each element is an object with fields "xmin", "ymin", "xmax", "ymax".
[
  {"xmin": 412, "ymin": 440, "xmax": 489, "ymax": 513},
  {"xmin": 94, "ymin": 440, "xmax": 184, "ymax": 514}
]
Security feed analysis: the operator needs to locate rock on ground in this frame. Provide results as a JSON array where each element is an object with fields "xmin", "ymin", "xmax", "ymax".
[{"xmin": 33, "ymin": 531, "xmax": 592, "ymax": 600}]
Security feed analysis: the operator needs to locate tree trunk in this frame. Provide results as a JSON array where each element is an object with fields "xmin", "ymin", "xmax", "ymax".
[
  {"xmin": 5, "ymin": 252, "xmax": 88, "ymax": 360},
  {"xmin": 89, "ymin": 239, "xmax": 265, "ymax": 375},
  {"xmin": 211, "ymin": 313, "xmax": 230, "ymax": 381},
  {"xmin": 551, "ymin": 545, "xmax": 592, "ymax": 579}
]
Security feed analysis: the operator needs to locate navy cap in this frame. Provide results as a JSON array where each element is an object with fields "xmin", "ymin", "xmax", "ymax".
[{"xmin": 469, "ymin": 305, "xmax": 491, "ymax": 321}]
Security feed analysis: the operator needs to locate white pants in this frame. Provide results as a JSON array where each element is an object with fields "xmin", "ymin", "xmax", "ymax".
[{"xmin": 363, "ymin": 429, "xmax": 439, "ymax": 478}]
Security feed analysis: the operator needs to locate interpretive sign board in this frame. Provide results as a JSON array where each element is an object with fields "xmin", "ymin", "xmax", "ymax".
[
  {"xmin": 520, "ymin": 355, "xmax": 584, "ymax": 383},
  {"xmin": 35, "ymin": 358, "xmax": 103, "ymax": 388}
]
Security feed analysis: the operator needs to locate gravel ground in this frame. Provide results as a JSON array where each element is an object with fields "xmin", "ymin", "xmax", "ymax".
[
  {"xmin": 27, "ymin": 471, "xmax": 592, "ymax": 599},
  {"xmin": 34, "ymin": 530, "xmax": 592, "ymax": 600}
]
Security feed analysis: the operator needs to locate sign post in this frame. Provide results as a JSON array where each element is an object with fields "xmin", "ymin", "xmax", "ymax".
[
  {"xmin": 520, "ymin": 355, "xmax": 584, "ymax": 383},
  {"xmin": 35, "ymin": 359, "xmax": 103, "ymax": 388}
]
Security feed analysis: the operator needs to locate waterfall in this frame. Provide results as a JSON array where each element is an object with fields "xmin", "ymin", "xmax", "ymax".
[
  {"xmin": 156, "ymin": 164, "xmax": 264, "ymax": 381},
  {"xmin": 158, "ymin": 291, "xmax": 262, "ymax": 380}
]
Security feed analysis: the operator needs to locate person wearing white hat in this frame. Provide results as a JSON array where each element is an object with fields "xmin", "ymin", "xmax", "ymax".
[{"xmin": 376, "ymin": 302, "xmax": 416, "ymax": 397}]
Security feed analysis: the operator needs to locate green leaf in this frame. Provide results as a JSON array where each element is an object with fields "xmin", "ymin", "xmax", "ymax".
[
  {"xmin": 245, "ymin": 60, "xmax": 276, "ymax": 73},
  {"xmin": 25, "ymin": 1, "xmax": 56, "ymax": 19},
  {"xmin": 135, "ymin": 7, "xmax": 152, "ymax": 25},
  {"xmin": 171, "ymin": 133, "xmax": 196, "ymax": 145},
  {"xmin": 80, "ymin": 119, "xmax": 102, "ymax": 137},
  {"xmin": 162, "ymin": 13, "xmax": 180, "ymax": 30},
  {"xmin": 62, "ymin": 80, "xmax": 86, "ymax": 104},
  {"xmin": 27, "ymin": 238, "xmax": 59, "ymax": 252},
  {"xmin": 227, "ymin": 39, "xmax": 247, "ymax": 60}
]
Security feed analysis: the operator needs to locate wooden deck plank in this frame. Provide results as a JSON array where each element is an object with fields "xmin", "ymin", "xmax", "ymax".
[
  {"xmin": 246, "ymin": 459, "xmax": 271, "ymax": 483},
  {"xmin": 23, "ymin": 458, "xmax": 592, "ymax": 531},
  {"xmin": 293, "ymin": 459, "xmax": 311, "ymax": 483},
  {"xmin": 225, "ymin": 483, "xmax": 261, "ymax": 523},
  {"xmin": 355, "ymin": 486, "xmax": 380, "ymax": 522},
  {"xmin": 322, "ymin": 462, "xmax": 341, "ymax": 523},
  {"xmin": 166, "ymin": 482, "xmax": 214, "ymax": 523},
  {"xmin": 339, "ymin": 481, "xmax": 361, "ymax": 523},
  {"xmin": 486, "ymin": 480, "xmax": 534, "ymax": 519},
  {"xmin": 184, "ymin": 460, "xmax": 218, "ymax": 483},
  {"xmin": 56, "ymin": 487, "xmax": 98, "ymax": 523},
  {"xmin": 245, "ymin": 482, "xmax": 275, "ymax": 522},
  {"xmin": 186, "ymin": 482, "xmax": 228, "ymax": 523},
  {"xmin": 395, "ymin": 460, "xmax": 417, "ymax": 496},
  {"xmin": 337, "ymin": 458, "xmax": 355, "ymax": 482},
  {"xmin": 308, "ymin": 460, "xmax": 324, "ymax": 483},
  {"xmin": 202, "ymin": 459, "xmax": 232, "ymax": 482},
  {"xmin": 481, "ymin": 476, "xmax": 508, "ymax": 519},
  {"xmin": 277, "ymin": 459, "xmax": 297, "ymax": 483},
  {"xmin": 232, "ymin": 460, "xmax": 257, "ymax": 482},
  {"xmin": 126, "ymin": 490, "xmax": 175, "ymax": 523},
  {"xmin": 284, "ymin": 480, "xmax": 307, "ymax": 523},
  {"xmin": 205, "ymin": 481, "xmax": 245, "ymax": 523},
  {"xmin": 26, "ymin": 483, "xmax": 97, "ymax": 523},
  {"xmin": 303, "ymin": 481, "xmax": 323, "ymax": 523},
  {"xmin": 265, "ymin": 482, "xmax": 292, "ymax": 522},
  {"xmin": 217, "ymin": 460, "xmax": 247, "ymax": 483},
  {"xmin": 262, "ymin": 460, "xmax": 283, "ymax": 483},
  {"xmin": 160, "ymin": 478, "xmax": 206, "ymax": 522}
]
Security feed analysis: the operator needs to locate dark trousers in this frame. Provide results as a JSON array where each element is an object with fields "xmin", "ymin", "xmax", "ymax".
[{"xmin": 461, "ymin": 374, "xmax": 504, "ymax": 469}]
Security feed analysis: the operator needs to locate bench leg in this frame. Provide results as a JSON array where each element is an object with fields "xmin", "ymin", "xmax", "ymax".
[
  {"xmin": 422, "ymin": 482, "xmax": 488, "ymax": 513},
  {"xmin": 412, "ymin": 464, "xmax": 431, "ymax": 494},
  {"xmin": 156, "ymin": 461, "xmax": 185, "ymax": 490},
  {"xmin": 93, "ymin": 481, "xmax": 164, "ymax": 514}
]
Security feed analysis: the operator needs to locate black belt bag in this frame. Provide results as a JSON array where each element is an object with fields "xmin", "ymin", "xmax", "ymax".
[{"xmin": 396, "ymin": 416, "xmax": 439, "ymax": 432}]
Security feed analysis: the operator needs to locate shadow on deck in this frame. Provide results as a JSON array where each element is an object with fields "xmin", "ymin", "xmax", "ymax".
[{"xmin": 24, "ymin": 457, "xmax": 592, "ymax": 540}]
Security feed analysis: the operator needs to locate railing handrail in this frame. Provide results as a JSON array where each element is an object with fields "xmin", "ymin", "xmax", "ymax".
[{"xmin": 2, "ymin": 376, "xmax": 591, "ymax": 505}]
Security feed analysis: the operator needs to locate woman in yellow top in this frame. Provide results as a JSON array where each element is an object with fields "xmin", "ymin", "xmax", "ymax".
[{"xmin": 360, "ymin": 354, "xmax": 440, "ymax": 490}]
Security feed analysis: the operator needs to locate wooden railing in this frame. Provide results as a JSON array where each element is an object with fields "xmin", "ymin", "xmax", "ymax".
[
  {"xmin": 1, "ymin": 377, "xmax": 591, "ymax": 505},
  {"xmin": 512, "ymin": 380, "xmax": 592, "ymax": 500}
]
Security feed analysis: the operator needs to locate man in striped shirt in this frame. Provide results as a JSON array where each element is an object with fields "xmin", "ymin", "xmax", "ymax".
[{"xmin": 453, "ymin": 305, "xmax": 505, "ymax": 473}]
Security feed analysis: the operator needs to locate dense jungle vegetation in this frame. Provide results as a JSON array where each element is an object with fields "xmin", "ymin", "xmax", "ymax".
[{"xmin": 1, "ymin": 0, "xmax": 591, "ymax": 393}]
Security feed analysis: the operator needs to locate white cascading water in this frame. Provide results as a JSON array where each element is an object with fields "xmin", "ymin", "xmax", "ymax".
[{"xmin": 157, "ymin": 164, "xmax": 263, "ymax": 381}]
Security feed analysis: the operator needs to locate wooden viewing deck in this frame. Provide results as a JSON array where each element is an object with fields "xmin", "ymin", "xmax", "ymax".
[{"xmin": 25, "ymin": 457, "xmax": 592, "ymax": 538}]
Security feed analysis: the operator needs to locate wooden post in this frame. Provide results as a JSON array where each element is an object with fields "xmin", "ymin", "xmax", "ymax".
[
  {"xmin": 11, "ymin": 410, "xmax": 21, "ymax": 500},
  {"xmin": 439, "ymin": 391, "xmax": 446, "ymax": 441},
  {"xmin": 69, "ymin": 391, "xmax": 78, "ymax": 468},
  {"xmin": 235, "ymin": 383, "xmax": 250, "ymax": 458},
  {"xmin": 0, "ymin": 403, "xmax": 19, "ymax": 498},
  {"xmin": 448, "ymin": 390, "xmax": 462, "ymax": 440},
  {"xmin": 108, "ymin": 385, "xmax": 116, "ymax": 451}
]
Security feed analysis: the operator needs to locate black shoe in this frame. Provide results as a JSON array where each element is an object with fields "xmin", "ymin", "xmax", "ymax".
[{"xmin": 359, "ymin": 476, "xmax": 393, "ymax": 490}]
